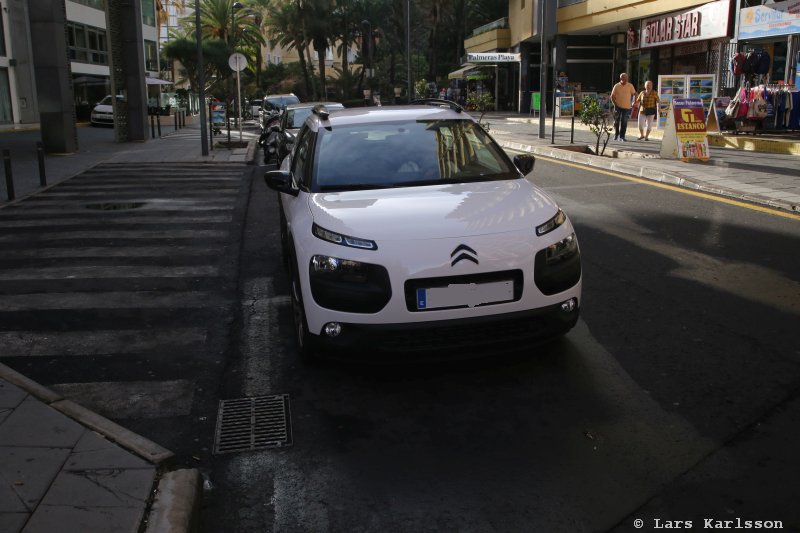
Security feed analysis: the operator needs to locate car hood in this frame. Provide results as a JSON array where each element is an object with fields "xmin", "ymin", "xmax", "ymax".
[
  {"xmin": 308, "ymin": 179, "xmax": 559, "ymax": 240},
  {"xmin": 92, "ymin": 105, "xmax": 113, "ymax": 113}
]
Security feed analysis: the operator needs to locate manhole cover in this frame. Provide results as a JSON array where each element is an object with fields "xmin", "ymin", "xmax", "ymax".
[
  {"xmin": 213, "ymin": 394, "xmax": 292, "ymax": 454},
  {"xmin": 85, "ymin": 202, "xmax": 146, "ymax": 211}
]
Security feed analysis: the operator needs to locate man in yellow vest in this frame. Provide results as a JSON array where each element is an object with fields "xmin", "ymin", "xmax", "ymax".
[{"xmin": 611, "ymin": 72, "xmax": 637, "ymax": 142}]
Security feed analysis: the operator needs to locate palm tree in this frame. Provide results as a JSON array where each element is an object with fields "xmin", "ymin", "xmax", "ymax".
[{"xmin": 267, "ymin": 1, "xmax": 314, "ymax": 97}]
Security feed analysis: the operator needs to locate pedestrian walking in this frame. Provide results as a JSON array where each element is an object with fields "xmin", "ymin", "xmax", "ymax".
[
  {"xmin": 636, "ymin": 80, "xmax": 660, "ymax": 140},
  {"xmin": 611, "ymin": 73, "xmax": 637, "ymax": 142}
]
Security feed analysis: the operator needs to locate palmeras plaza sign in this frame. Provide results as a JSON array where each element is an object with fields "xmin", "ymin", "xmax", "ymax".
[{"xmin": 467, "ymin": 53, "xmax": 521, "ymax": 63}]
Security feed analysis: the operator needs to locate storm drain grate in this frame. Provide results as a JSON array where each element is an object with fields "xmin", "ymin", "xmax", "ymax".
[
  {"xmin": 86, "ymin": 202, "xmax": 146, "ymax": 211},
  {"xmin": 213, "ymin": 394, "xmax": 292, "ymax": 454}
]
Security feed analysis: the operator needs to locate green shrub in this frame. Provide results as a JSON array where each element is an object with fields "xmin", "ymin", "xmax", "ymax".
[{"xmin": 579, "ymin": 96, "xmax": 612, "ymax": 156}]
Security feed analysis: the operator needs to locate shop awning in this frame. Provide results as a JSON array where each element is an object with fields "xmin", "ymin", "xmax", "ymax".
[
  {"xmin": 145, "ymin": 77, "xmax": 172, "ymax": 85},
  {"xmin": 448, "ymin": 64, "xmax": 477, "ymax": 80}
]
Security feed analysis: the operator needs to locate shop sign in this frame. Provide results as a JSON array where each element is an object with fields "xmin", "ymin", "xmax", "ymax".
[
  {"xmin": 739, "ymin": 0, "xmax": 800, "ymax": 40},
  {"xmin": 630, "ymin": 0, "xmax": 730, "ymax": 50},
  {"xmin": 466, "ymin": 53, "xmax": 520, "ymax": 63},
  {"xmin": 660, "ymin": 98, "xmax": 710, "ymax": 161}
]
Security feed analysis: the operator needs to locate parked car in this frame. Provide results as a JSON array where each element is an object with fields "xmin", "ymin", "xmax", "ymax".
[
  {"xmin": 259, "ymin": 93, "xmax": 300, "ymax": 129},
  {"xmin": 90, "ymin": 95, "xmax": 124, "ymax": 126},
  {"xmin": 248, "ymin": 98, "xmax": 263, "ymax": 119},
  {"xmin": 265, "ymin": 102, "xmax": 345, "ymax": 165},
  {"xmin": 264, "ymin": 100, "xmax": 582, "ymax": 359}
]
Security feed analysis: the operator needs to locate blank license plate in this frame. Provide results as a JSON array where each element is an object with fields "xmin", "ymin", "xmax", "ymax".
[{"xmin": 417, "ymin": 281, "xmax": 513, "ymax": 310}]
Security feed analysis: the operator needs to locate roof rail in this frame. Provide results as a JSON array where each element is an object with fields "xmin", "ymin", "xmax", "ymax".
[
  {"xmin": 410, "ymin": 98, "xmax": 463, "ymax": 113},
  {"xmin": 312, "ymin": 104, "xmax": 330, "ymax": 120}
]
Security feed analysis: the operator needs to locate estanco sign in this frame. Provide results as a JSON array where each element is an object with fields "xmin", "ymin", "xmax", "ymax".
[
  {"xmin": 634, "ymin": 0, "xmax": 730, "ymax": 49},
  {"xmin": 467, "ymin": 53, "xmax": 521, "ymax": 63}
]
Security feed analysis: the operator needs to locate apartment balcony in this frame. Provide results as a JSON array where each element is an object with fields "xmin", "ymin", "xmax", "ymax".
[{"xmin": 465, "ymin": 18, "xmax": 511, "ymax": 53}]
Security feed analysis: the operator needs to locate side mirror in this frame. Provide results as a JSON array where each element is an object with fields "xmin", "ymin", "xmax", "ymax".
[
  {"xmin": 514, "ymin": 154, "xmax": 535, "ymax": 175},
  {"xmin": 270, "ymin": 124, "xmax": 280, "ymax": 132},
  {"xmin": 264, "ymin": 170, "xmax": 298, "ymax": 196}
]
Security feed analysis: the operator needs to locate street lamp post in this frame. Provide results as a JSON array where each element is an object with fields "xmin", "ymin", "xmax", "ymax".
[
  {"xmin": 361, "ymin": 20, "xmax": 373, "ymax": 105},
  {"xmin": 196, "ymin": 0, "xmax": 208, "ymax": 155},
  {"xmin": 406, "ymin": 0, "xmax": 411, "ymax": 103},
  {"xmin": 231, "ymin": 1, "xmax": 244, "ymax": 142}
]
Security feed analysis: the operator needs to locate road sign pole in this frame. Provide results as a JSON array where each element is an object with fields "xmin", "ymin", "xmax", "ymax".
[{"xmin": 237, "ymin": 57, "xmax": 242, "ymax": 142}]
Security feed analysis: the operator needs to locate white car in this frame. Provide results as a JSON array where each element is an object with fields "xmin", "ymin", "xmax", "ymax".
[
  {"xmin": 264, "ymin": 101, "xmax": 581, "ymax": 359},
  {"xmin": 90, "ymin": 95, "xmax": 124, "ymax": 126}
]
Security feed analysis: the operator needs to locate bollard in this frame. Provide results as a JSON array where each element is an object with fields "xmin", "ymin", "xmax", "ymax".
[
  {"xmin": 571, "ymin": 113, "xmax": 575, "ymax": 144},
  {"xmin": 3, "ymin": 149, "xmax": 14, "ymax": 201},
  {"xmin": 174, "ymin": 111, "xmax": 178, "ymax": 131},
  {"xmin": 157, "ymin": 114, "xmax": 162, "ymax": 137},
  {"xmin": 36, "ymin": 142, "xmax": 47, "ymax": 186},
  {"xmin": 150, "ymin": 113, "xmax": 155, "ymax": 138},
  {"xmin": 181, "ymin": 110, "xmax": 186, "ymax": 128},
  {"xmin": 208, "ymin": 102, "xmax": 214, "ymax": 152}
]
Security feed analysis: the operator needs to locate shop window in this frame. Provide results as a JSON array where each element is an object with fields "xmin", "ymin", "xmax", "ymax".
[
  {"xmin": 0, "ymin": 68, "xmax": 11, "ymax": 123},
  {"xmin": 0, "ymin": 10, "xmax": 6, "ymax": 57}
]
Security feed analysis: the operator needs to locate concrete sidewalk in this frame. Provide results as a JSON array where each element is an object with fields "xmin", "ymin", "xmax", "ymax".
[
  {"xmin": 485, "ymin": 112, "xmax": 800, "ymax": 215},
  {"xmin": 0, "ymin": 364, "xmax": 199, "ymax": 533}
]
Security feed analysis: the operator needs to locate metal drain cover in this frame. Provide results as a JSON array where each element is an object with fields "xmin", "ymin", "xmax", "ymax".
[{"xmin": 213, "ymin": 394, "xmax": 292, "ymax": 454}]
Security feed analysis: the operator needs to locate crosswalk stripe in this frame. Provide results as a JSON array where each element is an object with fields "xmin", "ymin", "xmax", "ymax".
[
  {"xmin": 0, "ymin": 265, "xmax": 220, "ymax": 280},
  {"xmin": 0, "ymin": 327, "xmax": 208, "ymax": 356},
  {"xmin": 0, "ymin": 291, "xmax": 231, "ymax": 311}
]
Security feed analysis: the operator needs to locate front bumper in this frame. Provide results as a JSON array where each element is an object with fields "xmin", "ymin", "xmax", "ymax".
[{"xmin": 311, "ymin": 301, "xmax": 579, "ymax": 359}]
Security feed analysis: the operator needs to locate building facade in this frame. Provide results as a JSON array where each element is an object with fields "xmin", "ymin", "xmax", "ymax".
[{"xmin": 1, "ymin": 0, "xmax": 156, "ymax": 126}]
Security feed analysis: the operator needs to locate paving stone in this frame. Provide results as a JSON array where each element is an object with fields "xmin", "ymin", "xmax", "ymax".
[
  {"xmin": 65, "ymin": 432, "xmax": 152, "ymax": 471},
  {"xmin": 40, "ymin": 468, "xmax": 155, "ymax": 508},
  {"xmin": 0, "ymin": 447, "xmax": 71, "ymax": 511},
  {"xmin": 0, "ymin": 399, "xmax": 84, "ymax": 448},
  {"xmin": 0, "ymin": 512, "xmax": 29, "ymax": 533},
  {"xmin": 0, "ymin": 481, "xmax": 28, "ymax": 512},
  {"xmin": 0, "ymin": 382, "xmax": 26, "ymax": 410},
  {"xmin": 21, "ymin": 505, "xmax": 144, "ymax": 533}
]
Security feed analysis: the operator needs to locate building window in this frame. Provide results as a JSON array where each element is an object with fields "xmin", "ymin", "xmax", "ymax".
[
  {"xmin": 0, "ymin": 10, "xmax": 6, "ymax": 56},
  {"xmin": 144, "ymin": 40, "xmax": 158, "ymax": 71},
  {"xmin": 67, "ymin": 22, "xmax": 108, "ymax": 65},
  {"xmin": 69, "ymin": 0, "xmax": 105, "ymax": 9},
  {"xmin": 0, "ymin": 68, "xmax": 12, "ymax": 123},
  {"xmin": 142, "ymin": 0, "xmax": 156, "ymax": 27}
]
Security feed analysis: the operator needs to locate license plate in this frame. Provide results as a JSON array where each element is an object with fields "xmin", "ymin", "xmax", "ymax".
[{"xmin": 416, "ymin": 281, "xmax": 513, "ymax": 310}]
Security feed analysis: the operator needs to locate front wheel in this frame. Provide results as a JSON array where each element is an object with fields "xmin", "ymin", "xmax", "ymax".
[{"xmin": 290, "ymin": 257, "xmax": 317, "ymax": 360}]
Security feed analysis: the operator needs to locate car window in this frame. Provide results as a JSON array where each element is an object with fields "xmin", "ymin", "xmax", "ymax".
[
  {"xmin": 291, "ymin": 126, "xmax": 314, "ymax": 189},
  {"xmin": 311, "ymin": 119, "xmax": 516, "ymax": 191}
]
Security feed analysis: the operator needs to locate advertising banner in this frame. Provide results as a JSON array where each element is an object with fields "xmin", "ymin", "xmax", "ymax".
[
  {"xmin": 660, "ymin": 98, "xmax": 710, "ymax": 161},
  {"xmin": 739, "ymin": 0, "xmax": 800, "ymax": 40}
]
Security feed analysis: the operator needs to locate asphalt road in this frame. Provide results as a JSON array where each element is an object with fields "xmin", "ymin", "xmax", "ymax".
[{"xmin": 201, "ymin": 157, "xmax": 800, "ymax": 532}]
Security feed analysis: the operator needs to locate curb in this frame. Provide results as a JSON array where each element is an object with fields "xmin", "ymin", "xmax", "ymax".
[
  {"xmin": 0, "ymin": 362, "xmax": 200, "ymax": 533},
  {"xmin": 0, "ymin": 363, "xmax": 174, "ymax": 464},
  {"xmin": 144, "ymin": 469, "xmax": 203, "ymax": 533},
  {"xmin": 500, "ymin": 140, "xmax": 800, "ymax": 214}
]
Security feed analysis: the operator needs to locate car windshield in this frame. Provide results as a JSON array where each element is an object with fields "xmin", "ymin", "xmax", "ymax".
[
  {"xmin": 312, "ymin": 119, "xmax": 517, "ymax": 191},
  {"xmin": 286, "ymin": 105, "xmax": 343, "ymax": 129},
  {"xmin": 266, "ymin": 95, "xmax": 300, "ymax": 110}
]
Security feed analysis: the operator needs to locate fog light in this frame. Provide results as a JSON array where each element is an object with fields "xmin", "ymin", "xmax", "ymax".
[
  {"xmin": 324, "ymin": 322, "xmax": 342, "ymax": 337},
  {"xmin": 561, "ymin": 298, "xmax": 577, "ymax": 313}
]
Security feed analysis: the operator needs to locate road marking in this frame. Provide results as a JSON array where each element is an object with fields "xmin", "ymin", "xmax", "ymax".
[{"xmin": 533, "ymin": 154, "xmax": 800, "ymax": 221}]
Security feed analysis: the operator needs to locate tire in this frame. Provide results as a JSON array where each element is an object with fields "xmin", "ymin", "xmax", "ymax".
[
  {"xmin": 279, "ymin": 209, "xmax": 290, "ymax": 270},
  {"xmin": 289, "ymin": 254, "xmax": 316, "ymax": 360}
]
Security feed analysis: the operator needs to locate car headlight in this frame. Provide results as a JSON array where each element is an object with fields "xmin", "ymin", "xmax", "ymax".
[
  {"xmin": 536, "ymin": 209, "xmax": 566, "ymax": 236},
  {"xmin": 311, "ymin": 255, "xmax": 369, "ymax": 283},
  {"xmin": 545, "ymin": 232, "xmax": 578, "ymax": 264},
  {"xmin": 312, "ymin": 223, "xmax": 377, "ymax": 250},
  {"xmin": 309, "ymin": 254, "xmax": 391, "ymax": 313}
]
